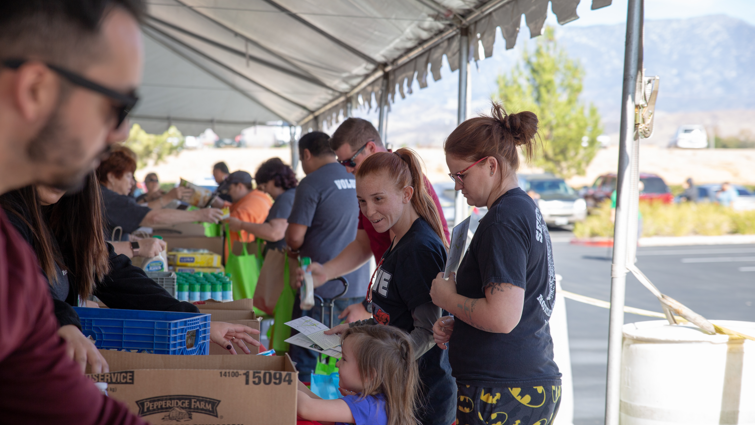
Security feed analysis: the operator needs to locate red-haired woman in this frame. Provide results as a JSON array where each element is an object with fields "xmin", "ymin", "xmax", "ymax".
[
  {"xmin": 97, "ymin": 150, "xmax": 223, "ymax": 245},
  {"xmin": 431, "ymin": 103, "xmax": 562, "ymax": 424},
  {"xmin": 326, "ymin": 148, "xmax": 456, "ymax": 425}
]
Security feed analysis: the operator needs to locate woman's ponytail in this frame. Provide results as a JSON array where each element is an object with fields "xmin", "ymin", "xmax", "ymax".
[{"xmin": 394, "ymin": 148, "xmax": 448, "ymax": 247}]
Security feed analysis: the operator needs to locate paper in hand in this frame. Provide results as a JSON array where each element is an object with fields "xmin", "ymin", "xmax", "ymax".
[{"xmin": 444, "ymin": 216, "xmax": 471, "ymax": 279}]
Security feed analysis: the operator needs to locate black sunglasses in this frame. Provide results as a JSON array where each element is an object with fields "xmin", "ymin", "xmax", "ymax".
[
  {"xmin": 2, "ymin": 59, "xmax": 139, "ymax": 129},
  {"xmin": 338, "ymin": 140, "xmax": 372, "ymax": 168}
]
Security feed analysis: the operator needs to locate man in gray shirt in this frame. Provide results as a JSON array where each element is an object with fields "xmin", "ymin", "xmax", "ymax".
[{"xmin": 285, "ymin": 131, "xmax": 369, "ymax": 378}]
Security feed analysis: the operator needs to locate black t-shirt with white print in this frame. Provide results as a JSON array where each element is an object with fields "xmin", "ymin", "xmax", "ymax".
[
  {"xmin": 370, "ymin": 218, "xmax": 456, "ymax": 425},
  {"xmin": 371, "ymin": 217, "xmax": 445, "ymax": 331},
  {"xmin": 449, "ymin": 187, "xmax": 561, "ymax": 387}
]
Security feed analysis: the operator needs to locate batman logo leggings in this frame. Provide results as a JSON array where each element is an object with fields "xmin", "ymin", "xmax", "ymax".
[{"xmin": 456, "ymin": 383, "xmax": 562, "ymax": 425}]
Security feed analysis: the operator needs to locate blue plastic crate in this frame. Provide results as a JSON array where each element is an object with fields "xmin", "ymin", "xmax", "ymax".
[{"xmin": 73, "ymin": 307, "xmax": 211, "ymax": 355}]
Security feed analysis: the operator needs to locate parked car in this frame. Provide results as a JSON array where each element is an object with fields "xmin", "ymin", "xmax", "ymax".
[
  {"xmin": 583, "ymin": 172, "xmax": 673, "ymax": 210},
  {"xmin": 215, "ymin": 137, "xmax": 244, "ymax": 148},
  {"xmin": 432, "ymin": 182, "xmax": 487, "ymax": 229},
  {"xmin": 695, "ymin": 184, "xmax": 755, "ymax": 211},
  {"xmin": 518, "ymin": 173, "xmax": 586, "ymax": 226},
  {"xmin": 668, "ymin": 125, "xmax": 708, "ymax": 149}
]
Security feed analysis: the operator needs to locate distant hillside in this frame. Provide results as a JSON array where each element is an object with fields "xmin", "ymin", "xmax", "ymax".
[{"xmin": 383, "ymin": 14, "xmax": 755, "ymax": 148}]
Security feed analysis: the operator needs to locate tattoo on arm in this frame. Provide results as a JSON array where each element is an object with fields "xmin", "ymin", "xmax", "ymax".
[
  {"xmin": 487, "ymin": 282, "xmax": 510, "ymax": 294},
  {"xmin": 456, "ymin": 298, "xmax": 494, "ymax": 332}
]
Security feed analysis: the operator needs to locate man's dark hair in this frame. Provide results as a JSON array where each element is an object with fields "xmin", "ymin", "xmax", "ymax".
[
  {"xmin": 299, "ymin": 131, "xmax": 334, "ymax": 158},
  {"xmin": 213, "ymin": 161, "xmax": 230, "ymax": 174},
  {"xmin": 0, "ymin": 0, "xmax": 146, "ymax": 70},
  {"xmin": 330, "ymin": 118, "xmax": 383, "ymax": 151}
]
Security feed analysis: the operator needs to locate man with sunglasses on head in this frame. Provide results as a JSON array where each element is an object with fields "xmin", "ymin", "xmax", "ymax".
[
  {"xmin": 0, "ymin": 1, "xmax": 148, "ymax": 423},
  {"xmin": 300, "ymin": 118, "xmax": 450, "ymax": 323}
]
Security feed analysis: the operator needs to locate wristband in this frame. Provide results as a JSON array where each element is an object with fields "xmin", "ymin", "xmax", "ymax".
[{"xmin": 130, "ymin": 241, "xmax": 140, "ymax": 257}]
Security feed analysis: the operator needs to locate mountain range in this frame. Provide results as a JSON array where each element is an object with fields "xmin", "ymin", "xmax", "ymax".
[{"xmin": 376, "ymin": 14, "xmax": 755, "ymax": 148}]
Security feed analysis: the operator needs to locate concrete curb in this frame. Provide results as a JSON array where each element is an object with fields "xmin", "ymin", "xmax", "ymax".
[{"xmin": 571, "ymin": 234, "xmax": 755, "ymax": 247}]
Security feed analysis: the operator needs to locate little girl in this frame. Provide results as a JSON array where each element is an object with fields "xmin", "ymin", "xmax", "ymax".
[{"xmin": 297, "ymin": 326, "xmax": 419, "ymax": 425}]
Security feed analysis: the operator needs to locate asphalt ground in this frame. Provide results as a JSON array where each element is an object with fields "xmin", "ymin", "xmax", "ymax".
[{"xmin": 549, "ymin": 227, "xmax": 755, "ymax": 424}]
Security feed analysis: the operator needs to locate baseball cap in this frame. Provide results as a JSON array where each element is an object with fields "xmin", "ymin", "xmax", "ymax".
[
  {"xmin": 226, "ymin": 171, "xmax": 252, "ymax": 185},
  {"xmin": 216, "ymin": 170, "xmax": 252, "ymax": 196}
]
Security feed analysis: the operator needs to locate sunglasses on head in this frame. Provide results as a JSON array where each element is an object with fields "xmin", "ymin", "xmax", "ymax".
[
  {"xmin": 338, "ymin": 141, "xmax": 372, "ymax": 168},
  {"xmin": 145, "ymin": 178, "xmax": 159, "ymax": 183},
  {"xmin": 449, "ymin": 156, "xmax": 489, "ymax": 185},
  {"xmin": 2, "ymin": 59, "xmax": 139, "ymax": 129}
]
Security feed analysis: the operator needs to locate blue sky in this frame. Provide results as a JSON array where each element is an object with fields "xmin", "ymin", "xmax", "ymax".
[{"xmin": 554, "ymin": 0, "xmax": 755, "ymax": 26}]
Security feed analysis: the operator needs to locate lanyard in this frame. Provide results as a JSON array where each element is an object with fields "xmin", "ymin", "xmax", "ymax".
[{"xmin": 365, "ymin": 257, "xmax": 385, "ymax": 303}]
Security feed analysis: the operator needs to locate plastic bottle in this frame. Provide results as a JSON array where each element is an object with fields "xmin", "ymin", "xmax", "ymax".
[
  {"xmin": 211, "ymin": 281, "xmax": 222, "ymax": 301},
  {"xmin": 189, "ymin": 281, "xmax": 201, "ymax": 302},
  {"xmin": 300, "ymin": 257, "xmax": 315, "ymax": 311},
  {"xmin": 200, "ymin": 282, "xmax": 211, "ymax": 301},
  {"xmin": 222, "ymin": 279, "xmax": 233, "ymax": 301},
  {"xmin": 177, "ymin": 282, "xmax": 189, "ymax": 301},
  {"xmin": 142, "ymin": 236, "xmax": 168, "ymax": 272}
]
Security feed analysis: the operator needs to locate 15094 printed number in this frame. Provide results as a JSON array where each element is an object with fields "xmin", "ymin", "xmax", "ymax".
[{"xmin": 242, "ymin": 371, "xmax": 292, "ymax": 386}]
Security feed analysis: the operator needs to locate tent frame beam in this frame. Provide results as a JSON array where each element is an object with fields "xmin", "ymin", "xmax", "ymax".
[
  {"xmin": 143, "ymin": 29, "xmax": 290, "ymax": 122},
  {"xmin": 144, "ymin": 23, "xmax": 313, "ymax": 114},
  {"xmin": 146, "ymin": 15, "xmax": 338, "ymax": 92},
  {"xmin": 260, "ymin": 0, "xmax": 379, "ymax": 66},
  {"xmin": 172, "ymin": 0, "xmax": 336, "ymax": 91},
  {"xmin": 297, "ymin": 0, "xmax": 515, "ymax": 125}
]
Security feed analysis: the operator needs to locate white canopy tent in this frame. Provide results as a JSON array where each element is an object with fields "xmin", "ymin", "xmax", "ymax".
[
  {"xmin": 132, "ymin": 4, "xmax": 673, "ymax": 425},
  {"xmin": 133, "ymin": 0, "xmax": 613, "ymax": 137}
]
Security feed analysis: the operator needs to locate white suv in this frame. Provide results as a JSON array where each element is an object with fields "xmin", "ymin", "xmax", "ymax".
[{"xmin": 669, "ymin": 125, "xmax": 708, "ymax": 149}]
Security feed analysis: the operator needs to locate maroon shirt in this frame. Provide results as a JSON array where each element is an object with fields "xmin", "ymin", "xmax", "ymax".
[
  {"xmin": 359, "ymin": 175, "xmax": 450, "ymax": 260},
  {"xmin": 0, "ymin": 208, "xmax": 145, "ymax": 424}
]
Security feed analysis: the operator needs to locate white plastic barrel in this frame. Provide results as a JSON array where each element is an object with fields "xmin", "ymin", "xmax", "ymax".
[{"xmin": 620, "ymin": 320, "xmax": 755, "ymax": 425}]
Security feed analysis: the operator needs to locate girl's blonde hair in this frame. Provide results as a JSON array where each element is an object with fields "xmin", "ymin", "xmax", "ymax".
[
  {"xmin": 356, "ymin": 148, "xmax": 448, "ymax": 247},
  {"xmin": 341, "ymin": 326, "xmax": 419, "ymax": 425}
]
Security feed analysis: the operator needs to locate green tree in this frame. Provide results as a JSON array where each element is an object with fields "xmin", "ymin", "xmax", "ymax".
[
  {"xmin": 496, "ymin": 26, "xmax": 602, "ymax": 178},
  {"xmin": 124, "ymin": 124, "xmax": 185, "ymax": 169}
]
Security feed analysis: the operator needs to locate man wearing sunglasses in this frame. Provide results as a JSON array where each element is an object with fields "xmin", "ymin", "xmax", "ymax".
[
  {"xmin": 297, "ymin": 118, "xmax": 450, "ymax": 323},
  {"xmin": 0, "ymin": 1, "xmax": 147, "ymax": 423}
]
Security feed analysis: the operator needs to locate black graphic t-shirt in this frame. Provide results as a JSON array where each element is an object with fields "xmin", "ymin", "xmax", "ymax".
[
  {"xmin": 371, "ymin": 218, "xmax": 446, "ymax": 331},
  {"xmin": 370, "ymin": 218, "xmax": 456, "ymax": 425},
  {"xmin": 449, "ymin": 187, "xmax": 561, "ymax": 386}
]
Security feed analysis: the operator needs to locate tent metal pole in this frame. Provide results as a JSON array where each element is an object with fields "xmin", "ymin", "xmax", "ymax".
[
  {"xmin": 378, "ymin": 74, "xmax": 389, "ymax": 141},
  {"xmin": 346, "ymin": 96, "xmax": 353, "ymax": 118},
  {"xmin": 454, "ymin": 29, "xmax": 471, "ymax": 226},
  {"xmin": 290, "ymin": 125, "xmax": 299, "ymax": 174},
  {"xmin": 605, "ymin": 1, "xmax": 643, "ymax": 424}
]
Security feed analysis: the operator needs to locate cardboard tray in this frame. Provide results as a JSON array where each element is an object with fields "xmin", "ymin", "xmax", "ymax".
[{"xmin": 88, "ymin": 351, "xmax": 298, "ymax": 425}]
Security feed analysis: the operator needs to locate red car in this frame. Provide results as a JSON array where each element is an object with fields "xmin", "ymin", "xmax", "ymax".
[{"xmin": 582, "ymin": 173, "xmax": 673, "ymax": 210}]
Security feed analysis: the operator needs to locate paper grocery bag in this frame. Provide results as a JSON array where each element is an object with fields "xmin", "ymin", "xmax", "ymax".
[{"xmin": 253, "ymin": 248, "xmax": 297, "ymax": 316}]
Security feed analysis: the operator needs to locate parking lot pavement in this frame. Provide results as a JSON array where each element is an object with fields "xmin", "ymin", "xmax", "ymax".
[{"xmin": 551, "ymin": 240, "xmax": 755, "ymax": 425}]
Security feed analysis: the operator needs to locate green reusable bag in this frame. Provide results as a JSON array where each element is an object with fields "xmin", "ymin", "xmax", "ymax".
[
  {"xmin": 270, "ymin": 256, "xmax": 297, "ymax": 353},
  {"xmin": 225, "ymin": 224, "xmax": 263, "ymax": 302}
]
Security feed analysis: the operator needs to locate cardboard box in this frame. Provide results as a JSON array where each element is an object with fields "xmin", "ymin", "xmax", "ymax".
[
  {"xmin": 195, "ymin": 299, "xmax": 256, "ymax": 312},
  {"xmin": 206, "ymin": 311, "xmax": 261, "ymax": 355},
  {"xmin": 157, "ymin": 235, "xmax": 224, "ymax": 258},
  {"xmin": 169, "ymin": 251, "xmax": 222, "ymax": 267},
  {"xmin": 175, "ymin": 266, "xmax": 224, "ymax": 274},
  {"xmin": 88, "ymin": 351, "xmax": 297, "ymax": 424},
  {"xmin": 152, "ymin": 222, "xmax": 211, "ymax": 238}
]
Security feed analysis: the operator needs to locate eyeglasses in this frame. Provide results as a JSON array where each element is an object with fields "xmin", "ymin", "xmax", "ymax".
[
  {"xmin": 145, "ymin": 178, "xmax": 159, "ymax": 183},
  {"xmin": 338, "ymin": 141, "xmax": 372, "ymax": 168},
  {"xmin": 448, "ymin": 156, "xmax": 489, "ymax": 185},
  {"xmin": 2, "ymin": 59, "xmax": 139, "ymax": 129}
]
